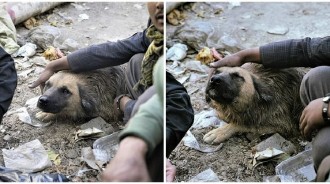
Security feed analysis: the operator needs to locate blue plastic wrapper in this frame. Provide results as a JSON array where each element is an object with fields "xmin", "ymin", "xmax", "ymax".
[{"xmin": 0, "ymin": 166, "xmax": 70, "ymax": 182}]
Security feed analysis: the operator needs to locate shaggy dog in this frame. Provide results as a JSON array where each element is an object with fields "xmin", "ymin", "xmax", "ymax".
[
  {"xmin": 203, "ymin": 63, "xmax": 307, "ymax": 144},
  {"xmin": 36, "ymin": 66, "xmax": 126, "ymax": 122}
]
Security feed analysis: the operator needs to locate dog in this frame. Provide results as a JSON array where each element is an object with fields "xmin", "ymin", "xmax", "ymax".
[
  {"xmin": 203, "ymin": 63, "xmax": 307, "ymax": 144},
  {"xmin": 36, "ymin": 66, "xmax": 126, "ymax": 122}
]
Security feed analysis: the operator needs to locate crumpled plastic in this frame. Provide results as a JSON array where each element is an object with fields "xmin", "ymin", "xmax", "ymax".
[
  {"xmin": 2, "ymin": 139, "xmax": 52, "ymax": 173},
  {"xmin": 0, "ymin": 5, "xmax": 20, "ymax": 54},
  {"xmin": 166, "ymin": 43, "xmax": 188, "ymax": 61},
  {"xmin": 188, "ymin": 168, "xmax": 220, "ymax": 182},
  {"xmin": 0, "ymin": 166, "xmax": 69, "ymax": 182}
]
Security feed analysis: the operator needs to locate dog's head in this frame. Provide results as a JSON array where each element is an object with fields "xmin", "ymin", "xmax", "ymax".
[
  {"xmin": 205, "ymin": 66, "xmax": 272, "ymax": 107},
  {"xmin": 37, "ymin": 72, "xmax": 96, "ymax": 116}
]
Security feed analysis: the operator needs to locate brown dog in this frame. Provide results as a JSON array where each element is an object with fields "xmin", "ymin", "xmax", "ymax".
[
  {"xmin": 203, "ymin": 63, "xmax": 307, "ymax": 144},
  {"xmin": 36, "ymin": 66, "xmax": 126, "ymax": 122}
]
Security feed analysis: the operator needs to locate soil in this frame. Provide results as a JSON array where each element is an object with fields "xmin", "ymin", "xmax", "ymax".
[
  {"xmin": 1, "ymin": 2, "xmax": 148, "ymax": 182},
  {"xmin": 166, "ymin": 2, "xmax": 330, "ymax": 182}
]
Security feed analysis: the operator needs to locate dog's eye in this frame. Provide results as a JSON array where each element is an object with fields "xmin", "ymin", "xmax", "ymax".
[{"xmin": 61, "ymin": 87, "xmax": 71, "ymax": 95}]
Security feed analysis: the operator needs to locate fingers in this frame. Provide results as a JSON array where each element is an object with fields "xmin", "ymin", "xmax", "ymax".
[
  {"xmin": 211, "ymin": 48, "xmax": 223, "ymax": 60},
  {"xmin": 28, "ymin": 80, "xmax": 41, "ymax": 89},
  {"xmin": 209, "ymin": 59, "xmax": 227, "ymax": 68}
]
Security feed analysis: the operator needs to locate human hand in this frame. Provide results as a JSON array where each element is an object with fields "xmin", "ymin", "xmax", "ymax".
[
  {"xmin": 28, "ymin": 68, "xmax": 54, "ymax": 92},
  {"xmin": 101, "ymin": 136, "xmax": 150, "ymax": 182},
  {"xmin": 166, "ymin": 159, "xmax": 176, "ymax": 182},
  {"xmin": 299, "ymin": 98, "xmax": 327, "ymax": 141},
  {"xmin": 209, "ymin": 47, "xmax": 260, "ymax": 68}
]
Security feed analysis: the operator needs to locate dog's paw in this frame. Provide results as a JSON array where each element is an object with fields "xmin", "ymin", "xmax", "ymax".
[
  {"xmin": 35, "ymin": 111, "xmax": 56, "ymax": 122},
  {"xmin": 203, "ymin": 124, "xmax": 238, "ymax": 144}
]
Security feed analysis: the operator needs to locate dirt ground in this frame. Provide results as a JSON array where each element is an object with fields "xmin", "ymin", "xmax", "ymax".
[
  {"xmin": 167, "ymin": 2, "xmax": 330, "ymax": 182},
  {"xmin": 1, "ymin": 2, "xmax": 148, "ymax": 181}
]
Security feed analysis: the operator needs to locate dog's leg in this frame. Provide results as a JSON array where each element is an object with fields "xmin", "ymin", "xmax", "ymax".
[
  {"xmin": 203, "ymin": 124, "xmax": 242, "ymax": 144},
  {"xmin": 35, "ymin": 111, "xmax": 56, "ymax": 121}
]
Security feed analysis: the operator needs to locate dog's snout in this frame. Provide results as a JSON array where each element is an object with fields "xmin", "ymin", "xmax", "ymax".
[
  {"xmin": 210, "ymin": 75, "xmax": 221, "ymax": 83},
  {"xmin": 38, "ymin": 96, "xmax": 48, "ymax": 106}
]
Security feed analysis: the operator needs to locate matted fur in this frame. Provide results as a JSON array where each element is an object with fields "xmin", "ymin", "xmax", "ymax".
[
  {"xmin": 203, "ymin": 63, "xmax": 308, "ymax": 144},
  {"xmin": 36, "ymin": 66, "xmax": 126, "ymax": 122}
]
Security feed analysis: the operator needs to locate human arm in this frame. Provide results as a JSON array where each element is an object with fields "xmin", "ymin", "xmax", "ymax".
[
  {"xmin": 101, "ymin": 136, "xmax": 150, "ymax": 182},
  {"xmin": 67, "ymin": 29, "xmax": 150, "ymax": 72},
  {"xmin": 166, "ymin": 72, "xmax": 194, "ymax": 157},
  {"xmin": 210, "ymin": 36, "xmax": 330, "ymax": 69},
  {"xmin": 0, "ymin": 47, "xmax": 17, "ymax": 123},
  {"xmin": 28, "ymin": 56, "xmax": 70, "ymax": 90},
  {"xmin": 299, "ymin": 98, "xmax": 329, "ymax": 141}
]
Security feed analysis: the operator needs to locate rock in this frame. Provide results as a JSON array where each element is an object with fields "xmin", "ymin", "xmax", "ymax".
[
  {"xmin": 3, "ymin": 135, "xmax": 11, "ymax": 141},
  {"xmin": 267, "ymin": 26, "xmax": 289, "ymax": 35},
  {"xmin": 254, "ymin": 133, "xmax": 296, "ymax": 155}
]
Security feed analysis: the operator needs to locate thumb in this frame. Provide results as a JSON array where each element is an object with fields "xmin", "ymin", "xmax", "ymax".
[{"xmin": 28, "ymin": 80, "xmax": 40, "ymax": 89}]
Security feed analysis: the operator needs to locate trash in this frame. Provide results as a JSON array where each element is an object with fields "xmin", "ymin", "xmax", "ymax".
[
  {"xmin": 31, "ymin": 56, "xmax": 48, "ymax": 67},
  {"xmin": 12, "ymin": 43, "xmax": 37, "ymax": 58},
  {"xmin": 263, "ymin": 175, "xmax": 294, "ymax": 182},
  {"xmin": 28, "ymin": 25, "xmax": 61, "ymax": 50},
  {"xmin": 183, "ymin": 130, "xmax": 223, "ymax": 153},
  {"xmin": 192, "ymin": 110, "xmax": 225, "ymax": 129},
  {"xmin": 2, "ymin": 139, "xmax": 52, "ymax": 173},
  {"xmin": 177, "ymin": 75, "xmax": 190, "ymax": 84},
  {"xmin": 93, "ymin": 131, "xmax": 121, "ymax": 162},
  {"xmin": 0, "ymin": 166, "xmax": 69, "ymax": 182},
  {"xmin": 133, "ymin": 4, "xmax": 143, "ymax": 9},
  {"xmin": 78, "ymin": 14, "xmax": 89, "ymax": 21},
  {"xmin": 23, "ymin": 17, "xmax": 39, "ymax": 30},
  {"xmin": 47, "ymin": 150, "xmax": 61, "ymax": 166},
  {"xmin": 189, "ymin": 168, "xmax": 220, "ymax": 182},
  {"xmin": 0, "ymin": 6, "xmax": 20, "ymax": 54},
  {"xmin": 71, "ymin": 3, "xmax": 90, "ymax": 11},
  {"xmin": 228, "ymin": 1, "xmax": 241, "ymax": 9},
  {"xmin": 254, "ymin": 133, "xmax": 296, "ymax": 155},
  {"xmin": 6, "ymin": 106, "xmax": 52, "ymax": 127},
  {"xmin": 267, "ymin": 26, "xmax": 289, "ymax": 35},
  {"xmin": 253, "ymin": 147, "xmax": 287, "ymax": 167},
  {"xmin": 75, "ymin": 127, "xmax": 105, "ymax": 140},
  {"xmin": 167, "ymin": 9, "xmax": 185, "ymax": 26},
  {"xmin": 80, "ymin": 117, "xmax": 115, "ymax": 135},
  {"xmin": 195, "ymin": 47, "xmax": 214, "ymax": 65},
  {"xmin": 185, "ymin": 60, "xmax": 209, "ymax": 73},
  {"xmin": 42, "ymin": 46, "xmax": 60, "ymax": 61},
  {"xmin": 166, "ymin": 43, "xmax": 188, "ymax": 61},
  {"xmin": 81, "ymin": 147, "xmax": 103, "ymax": 170},
  {"xmin": 15, "ymin": 107, "xmax": 32, "ymax": 125},
  {"xmin": 275, "ymin": 149, "xmax": 316, "ymax": 182}
]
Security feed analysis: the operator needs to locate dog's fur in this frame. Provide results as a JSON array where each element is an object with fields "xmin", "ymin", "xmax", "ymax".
[
  {"xmin": 203, "ymin": 63, "xmax": 308, "ymax": 144},
  {"xmin": 36, "ymin": 66, "xmax": 126, "ymax": 122}
]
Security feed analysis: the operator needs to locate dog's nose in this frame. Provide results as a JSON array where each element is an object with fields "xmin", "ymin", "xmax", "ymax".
[
  {"xmin": 38, "ymin": 96, "xmax": 48, "ymax": 106},
  {"xmin": 210, "ymin": 76, "xmax": 220, "ymax": 83}
]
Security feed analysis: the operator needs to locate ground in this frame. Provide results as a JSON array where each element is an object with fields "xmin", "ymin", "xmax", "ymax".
[
  {"xmin": 1, "ymin": 2, "xmax": 148, "ymax": 181},
  {"xmin": 167, "ymin": 2, "xmax": 330, "ymax": 182}
]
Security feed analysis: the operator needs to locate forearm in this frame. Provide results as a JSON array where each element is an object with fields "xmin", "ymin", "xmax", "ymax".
[
  {"xmin": 67, "ymin": 30, "xmax": 150, "ymax": 72},
  {"xmin": 260, "ymin": 37, "xmax": 330, "ymax": 68},
  {"xmin": 237, "ymin": 47, "xmax": 261, "ymax": 64},
  {"xmin": 46, "ymin": 56, "xmax": 70, "ymax": 72}
]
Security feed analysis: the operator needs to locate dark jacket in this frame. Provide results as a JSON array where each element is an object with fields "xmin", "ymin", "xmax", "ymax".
[
  {"xmin": 260, "ymin": 36, "xmax": 330, "ymax": 68},
  {"xmin": 0, "ymin": 47, "xmax": 17, "ymax": 123},
  {"xmin": 166, "ymin": 72, "xmax": 194, "ymax": 157}
]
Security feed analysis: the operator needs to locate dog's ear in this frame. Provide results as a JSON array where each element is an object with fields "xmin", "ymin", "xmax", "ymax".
[
  {"xmin": 252, "ymin": 76, "xmax": 273, "ymax": 102},
  {"xmin": 78, "ymin": 84, "xmax": 97, "ymax": 116}
]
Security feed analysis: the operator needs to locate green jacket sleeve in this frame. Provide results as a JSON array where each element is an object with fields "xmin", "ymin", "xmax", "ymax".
[{"xmin": 119, "ymin": 56, "xmax": 164, "ymax": 157}]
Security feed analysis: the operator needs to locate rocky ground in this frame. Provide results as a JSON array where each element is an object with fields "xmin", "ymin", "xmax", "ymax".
[
  {"xmin": 166, "ymin": 2, "xmax": 330, "ymax": 182},
  {"xmin": 1, "ymin": 2, "xmax": 148, "ymax": 181}
]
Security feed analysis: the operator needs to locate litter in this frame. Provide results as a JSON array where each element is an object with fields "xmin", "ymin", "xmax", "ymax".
[
  {"xmin": 183, "ymin": 130, "xmax": 223, "ymax": 153},
  {"xmin": 189, "ymin": 168, "xmax": 220, "ymax": 182},
  {"xmin": 2, "ymin": 139, "xmax": 52, "ymax": 173},
  {"xmin": 192, "ymin": 109, "xmax": 225, "ymax": 129},
  {"xmin": 166, "ymin": 43, "xmax": 188, "ymax": 61},
  {"xmin": 12, "ymin": 43, "xmax": 37, "ymax": 58}
]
